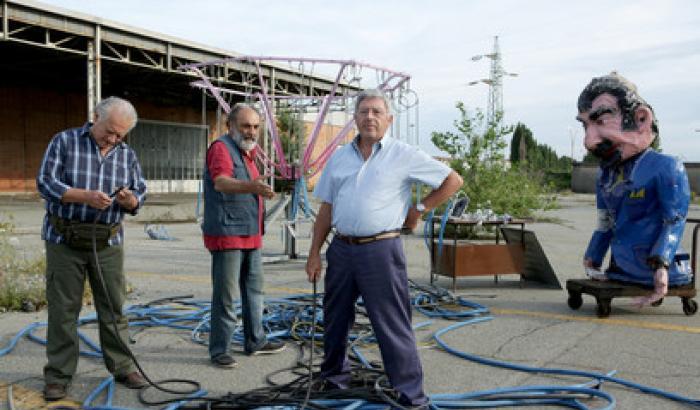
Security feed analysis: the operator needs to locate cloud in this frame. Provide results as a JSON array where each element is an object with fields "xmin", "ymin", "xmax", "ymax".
[{"xmin": 35, "ymin": 0, "xmax": 700, "ymax": 160}]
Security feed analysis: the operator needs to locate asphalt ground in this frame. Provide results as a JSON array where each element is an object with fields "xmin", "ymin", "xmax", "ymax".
[{"xmin": 0, "ymin": 193, "xmax": 699, "ymax": 409}]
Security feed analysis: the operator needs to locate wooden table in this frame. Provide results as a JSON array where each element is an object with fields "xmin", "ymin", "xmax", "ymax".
[{"xmin": 429, "ymin": 217, "xmax": 527, "ymax": 291}]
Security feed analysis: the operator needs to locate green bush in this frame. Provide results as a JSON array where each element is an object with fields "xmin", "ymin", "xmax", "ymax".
[
  {"xmin": 431, "ymin": 103, "xmax": 556, "ymax": 218},
  {"xmin": 464, "ymin": 167, "xmax": 556, "ymax": 218},
  {"xmin": 0, "ymin": 213, "xmax": 131, "ymax": 311},
  {"xmin": 543, "ymin": 170, "xmax": 572, "ymax": 192}
]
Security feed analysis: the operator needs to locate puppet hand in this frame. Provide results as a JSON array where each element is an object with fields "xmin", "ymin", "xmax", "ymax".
[
  {"xmin": 583, "ymin": 259, "xmax": 607, "ymax": 281},
  {"xmin": 632, "ymin": 268, "xmax": 668, "ymax": 308},
  {"xmin": 585, "ymin": 267, "xmax": 608, "ymax": 281}
]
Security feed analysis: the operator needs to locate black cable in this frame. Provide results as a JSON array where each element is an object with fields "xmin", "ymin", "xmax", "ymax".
[
  {"xmin": 90, "ymin": 201, "xmax": 201, "ymax": 401},
  {"xmin": 169, "ymin": 290, "xmax": 404, "ymax": 409},
  {"xmin": 300, "ymin": 278, "xmax": 318, "ymax": 409},
  {"xmin": 84, "ymin": 202, "xmax": 406, "ymax": 409},
  {"xmin": 139, "ymin": 294, "xmax": 196, "ymax": 308}
]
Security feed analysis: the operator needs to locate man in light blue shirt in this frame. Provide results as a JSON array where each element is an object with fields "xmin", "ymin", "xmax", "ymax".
[{"xmin": 306, "ymin": 89, "xmax": 462, "ymax": 407}]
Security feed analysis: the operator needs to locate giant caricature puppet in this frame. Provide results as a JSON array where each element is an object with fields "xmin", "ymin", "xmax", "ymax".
[{"xmin": 576, "ymin": 72, "xmax": 692, "ymax": 307}]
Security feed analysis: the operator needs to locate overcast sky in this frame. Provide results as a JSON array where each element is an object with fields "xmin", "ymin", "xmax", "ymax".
[{"xmin": 38, "ymin": 0, "xmax": 700, "ymax": 160}]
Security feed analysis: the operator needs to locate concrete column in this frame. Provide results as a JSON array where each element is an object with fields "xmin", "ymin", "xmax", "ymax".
[
  {"xmin": 166, "ymin": 42, "xmax": 172, "ymax": 71},
  {"xmin": 2, "ymin": 1, "xmax": 8, "ymax": 41},
  {"xmin": 87, "ymin": 41, "xmax": 95, "ymax": 119},
  {"xmin": 87, "ymin": 25, "xmax": 102, "ymax": 120}
]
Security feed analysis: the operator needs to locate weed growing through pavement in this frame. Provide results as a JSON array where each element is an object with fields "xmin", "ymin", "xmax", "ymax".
[{"xmin": 0, "ymin": 214, "xmax": 46, "ymax": 312}]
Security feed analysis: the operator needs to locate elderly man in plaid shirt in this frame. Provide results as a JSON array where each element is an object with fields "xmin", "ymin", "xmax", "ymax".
[{"xmin": 36, "ymin": 96, "xmax": 148, "ymax": 401}]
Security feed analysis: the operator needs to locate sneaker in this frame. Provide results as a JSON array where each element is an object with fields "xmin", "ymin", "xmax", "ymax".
[
  {"xmin": 43, "ymin": 383, "xmax": 67, "ymax": 401},
  {"xmin": 250, "ymin": 340, "xmax": 286, "ymax": 355},
  {"xmin": 211, "ymin": 353, "xmax": 238, "ymax": 368}
]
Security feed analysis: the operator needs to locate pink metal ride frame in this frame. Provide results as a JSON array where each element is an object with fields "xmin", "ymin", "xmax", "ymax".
[{"xmin": 180, "ymin": 56, "xmax": 411, "ymax": 180}]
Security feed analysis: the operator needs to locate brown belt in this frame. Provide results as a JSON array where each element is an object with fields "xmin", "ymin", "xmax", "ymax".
[{"xmin": 334, "ymin": 230, "xmax": 400, "ymax": 245}]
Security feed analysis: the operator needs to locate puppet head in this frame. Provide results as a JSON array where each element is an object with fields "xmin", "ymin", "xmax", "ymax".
[{"xmin": 577, "ymin": 72, "xmax": 657, "ymax": 168}]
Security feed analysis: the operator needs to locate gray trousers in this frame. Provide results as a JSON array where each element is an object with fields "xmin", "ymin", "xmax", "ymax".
[{"xmin": 44, "ymin": 242, "xmax": 136, "ymax": 385}]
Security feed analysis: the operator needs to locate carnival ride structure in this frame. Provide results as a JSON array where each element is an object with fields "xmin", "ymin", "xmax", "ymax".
[{"xmin": 180, "ymin": 56, "xmax": 419, "ymax": 259}]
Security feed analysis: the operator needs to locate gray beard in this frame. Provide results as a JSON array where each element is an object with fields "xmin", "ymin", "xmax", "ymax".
[{"xmin": 231, "ymin": 130, "xmax": 257, "ymax": 152}]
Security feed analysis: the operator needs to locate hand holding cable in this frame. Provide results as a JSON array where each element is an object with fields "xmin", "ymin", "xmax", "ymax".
[
  {"xmin": 84, "ymin": 190, "xmax": 113, "ymax": 210},
  {"xmin": 112, "ymin": 186, "xmax": 138, "ymax": 211},
  {"xmin": 306, "ymin": 252, "xmax": 323, "ymax": 283}
]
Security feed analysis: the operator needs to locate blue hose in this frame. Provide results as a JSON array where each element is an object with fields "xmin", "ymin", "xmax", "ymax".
[
  {"xmin": 0, "ymin": 322, "xmax": 42, "ymax": 356},
  {"xmin": 433, "ymin": 317, "xmax": 700, "ymax": 408},
  {"xmin": 4, "ymin": 291, "xmax": 700, "ymax": 409},
  {"xmin": 82, "ymin": 375, "xmax": 115, "ymax": 409}
]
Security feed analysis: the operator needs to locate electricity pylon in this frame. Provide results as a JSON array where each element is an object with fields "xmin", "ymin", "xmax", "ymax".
[{"xmin": 468, "ymin": 36, "xmax": 518, "ymax": 125}]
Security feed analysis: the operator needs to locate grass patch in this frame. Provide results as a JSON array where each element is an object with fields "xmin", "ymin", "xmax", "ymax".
[
  {"xmin": 0, "ymin": 215, "xmax": 46, "ymax": 312},
  {"xmin": 0, "ymin": 213, "xmax": 117, "ymax": 312}
]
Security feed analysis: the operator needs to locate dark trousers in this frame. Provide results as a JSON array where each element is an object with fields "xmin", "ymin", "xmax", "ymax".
[
  {"xmin": 44, "ymin": 242, "xmax": 135, "ymax": 386},
  {"xmin": 321, "ymin": 237, "xmax": 428, "ymax": 406}
]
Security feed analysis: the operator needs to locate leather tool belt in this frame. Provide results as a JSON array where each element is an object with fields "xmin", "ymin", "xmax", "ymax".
[{"xmin": 49, "ymin": 215, "xmax": 120, "ymax": 251}]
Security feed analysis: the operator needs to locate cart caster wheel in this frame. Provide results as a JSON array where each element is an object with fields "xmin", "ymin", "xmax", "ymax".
[
  {"xmin": 567, "ymin": 292, "xmax": 583, "ymax": 310},
  {"xmin": 651, "ymin": 298, "xmax": 663, "ymax": 307},
  {"xmin": 596, "ymin": 298, "xmax": 611, "ymax": 318},
  {"xmin": 682, "ymin": 298, "xmax": 698, "ymax": 316}
]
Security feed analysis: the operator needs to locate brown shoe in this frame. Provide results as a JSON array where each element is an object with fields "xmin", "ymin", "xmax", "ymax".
[
  {"xmin": 43, "ymin": 383, "xmax": 67, "ymax": 401},
  {"xmin": 115, "ymin": 371, "xmax": 148, "ymax": 389}
]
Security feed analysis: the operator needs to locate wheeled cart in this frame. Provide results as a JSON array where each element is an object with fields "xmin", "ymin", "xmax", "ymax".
[{"xmin": 566, "ymin": 218, "xmax": 699, "ymax": 318}]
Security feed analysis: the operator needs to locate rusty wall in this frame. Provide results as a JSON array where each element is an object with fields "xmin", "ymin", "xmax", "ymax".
[
  {"xmin": 0, "ymin": 85, "xmax": 220, "ymax": 193},
  {"xmin": 0, "ymin": 86, "xmax": 86, "ymax": 192},
  {"xmin": 303, "ymin": 121, "xmax": 355, "ymax": 189},
  {"xmin": 133, "ymin": 100, "xmax": 220, "ymax": 139}
]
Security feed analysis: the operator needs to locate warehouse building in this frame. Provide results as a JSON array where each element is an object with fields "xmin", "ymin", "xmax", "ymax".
[{"xmin": 0, "ymin": 0, "xmax": 355, "ymax": 193}]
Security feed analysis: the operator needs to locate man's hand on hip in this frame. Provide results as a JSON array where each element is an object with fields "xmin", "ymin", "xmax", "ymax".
[{"xmin": 402, "ymin": 207, "xmax": 421, "ymax": 232}]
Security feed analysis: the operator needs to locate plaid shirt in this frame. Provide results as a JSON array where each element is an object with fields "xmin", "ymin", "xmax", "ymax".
[{"xmin": 36, "ymin": 122, "xmax": 147, "ymax": 245}]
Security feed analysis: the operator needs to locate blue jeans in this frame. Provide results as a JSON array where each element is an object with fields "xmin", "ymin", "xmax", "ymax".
[{"xmin": 209, "ymin": 249, "xmax": 266, "ymax": 357}]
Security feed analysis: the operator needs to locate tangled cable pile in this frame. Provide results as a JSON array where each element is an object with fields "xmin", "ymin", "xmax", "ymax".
[{"xmin": 2, "ymin": 284, "xmax": 700, "ymax": 409}]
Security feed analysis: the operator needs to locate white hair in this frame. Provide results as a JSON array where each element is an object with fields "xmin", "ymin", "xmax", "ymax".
[
  {"xmin": 94, "ymin": 97, "xmax": 138, "ymax": 132},
  {"xmin": 354, "ymin": 89, "xmax": 393, "ymax": 114}
]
